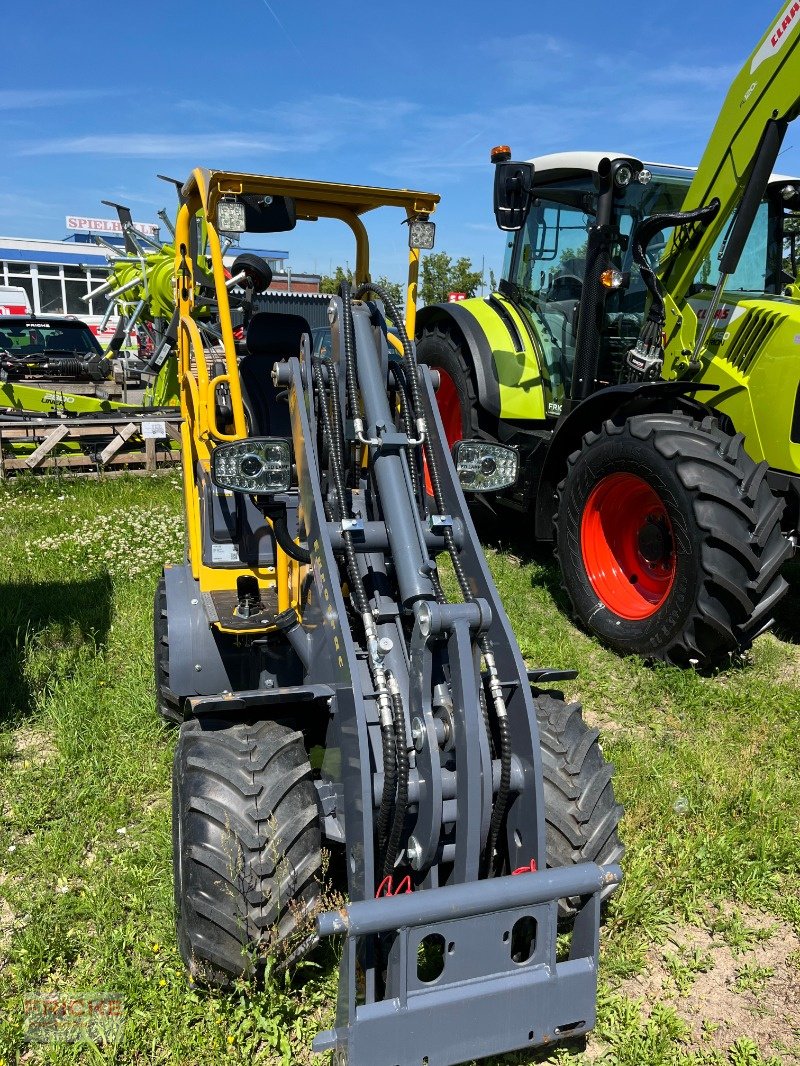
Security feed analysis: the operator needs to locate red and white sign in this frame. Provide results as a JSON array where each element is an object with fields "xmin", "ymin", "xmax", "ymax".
[
  {"xmin": 448, "ymin": 292, "xmax": 467, "ymax": 302},
  {"xmin": 65, "ymin": 216, "xmax": 160, "ymax": 239}
]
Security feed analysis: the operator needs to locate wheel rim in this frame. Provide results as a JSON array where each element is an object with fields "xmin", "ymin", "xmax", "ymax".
[
  {"xmin": 580, "ymin": 472, "xmax": 676, "ymax": 620},
  {"xmin": 423, "ymin": 367, "xmax": 464, "ymax": 497},
  {"xmin": 434, "ymin": 369, "xmax": 463, "ymax": 447}
]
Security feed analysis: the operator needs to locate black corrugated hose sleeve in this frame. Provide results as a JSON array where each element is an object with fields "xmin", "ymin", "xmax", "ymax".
[
  {"xmin": 383, "ymin": 690, "xmax": 410, "ymax": 878},
  {"xmin": 311, "ymin": 356, "xmax": 336, "ymax": 523},
  {"xmin": 376, "ymin": 722, "xmax": 397, "ymax": 853},
  {"xmin": 324, "ymin": 323, "xmax": 370, "ymax": 617},
  {"xmin": 485, "ymin": 712, "xmax": 511, "ymax": 876},
  {"xmin": 339, "ymin": 280, "xmax": 362, "ymax": 443}
]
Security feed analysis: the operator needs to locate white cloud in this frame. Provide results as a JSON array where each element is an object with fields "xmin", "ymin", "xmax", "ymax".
[
  {"xmin": 17, "ymin": 133, "xmax": 291, "ymax": 158},
  {"xmin": 0, "ymin": 89, "xmax": 115, "ymax": 110}
]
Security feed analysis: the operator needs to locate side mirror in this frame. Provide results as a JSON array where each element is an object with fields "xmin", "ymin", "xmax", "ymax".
[
  {"xmin": 452, "ymin": 440, "xmax": 518, "ymax": 493},
  {"xmin": 493, "ymin": 161, "xmax": 534, "ymax": 232}
]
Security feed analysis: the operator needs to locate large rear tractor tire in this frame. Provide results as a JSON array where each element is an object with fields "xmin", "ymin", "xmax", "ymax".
[
  {"xmin": 555, "ymin": 413, "xmax": 790, "ymax": 668},
  {"xmin": 535, "ymin": 694, "xmax": 624, "ymax": 920},
  {"xmin": 154, "ymin": 576, "xmax": 183, "ymax": 726},
  {"xmin": 416, "ymin": 324, "xmax": 485, "ymax": 448},
  {"xmin": 172, "ymin": 717, "xmax": 322, "ymax": 988}
]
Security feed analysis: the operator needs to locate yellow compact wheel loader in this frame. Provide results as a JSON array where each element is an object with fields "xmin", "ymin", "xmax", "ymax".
[{"xmin": 155, "ymin": 167, "xmax": 624, "ymax": 1065}]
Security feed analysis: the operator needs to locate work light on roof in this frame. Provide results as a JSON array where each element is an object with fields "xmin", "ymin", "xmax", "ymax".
[
  {"xmin": 409, "ymin": 217, "xmax": 436, "ymax": 250},
  {"xmin": 217, "ymin": 198, "xmax": 246, "ymax": 233}
]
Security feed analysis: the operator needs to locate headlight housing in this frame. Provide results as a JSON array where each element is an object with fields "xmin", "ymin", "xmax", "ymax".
[
  {"xmin": 452, "ymin": 440, "xmax": 518, "ymax": 493},
  {"xmin": 409, "ymin": 218, "xmax": 436, "ymax": 250},
  {"xmin": 212, "ymin": 437, "xmax": 292, "ymax": 494}
]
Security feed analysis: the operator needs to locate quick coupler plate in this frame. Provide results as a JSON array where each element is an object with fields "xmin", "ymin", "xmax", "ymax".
[{"xmin": 314, "ymin": 861, "xmax": 622, "ymax": 1066}]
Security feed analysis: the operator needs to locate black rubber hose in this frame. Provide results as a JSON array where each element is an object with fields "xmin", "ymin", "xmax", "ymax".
[
  {"xmin": 485, "ymin": 711, "xmax": 511, "ymax": 876},
  {"xmin": 339, "ymin": 280, "xmax": 362, "ymax": 453},
  {"xmin": 390, "ymin": 361, "xmax": 424, "ymax": 512},
  {"xmin": 375, "ymin": 721, "xmax": 397, "ymax": 853},
  {"xmin": 266, "ymin": 507, "xmax": 311, "ymax": 564},
  {"xmin": 383, "ymin": 690, "xmax": 410, "ymax": 878},
  {"xmin": 631, "ymin": 201, "xmax": 721, "ymax": 324},
  {"xmin": 354, "ymin": 281, "xmax": 425, "ymax": 426},
  {"xmin": 311, "ymin": 357, "xmax": 336, "ymax": 523}
]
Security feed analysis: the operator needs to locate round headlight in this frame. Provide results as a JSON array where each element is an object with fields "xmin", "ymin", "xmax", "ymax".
[
  {"xmin": 240, "ymin": 454, "xmax": 264, "ymax": 478},
  {"xmin": 614, "ymin": 164, "xmax": 633, "ymax": 188}
]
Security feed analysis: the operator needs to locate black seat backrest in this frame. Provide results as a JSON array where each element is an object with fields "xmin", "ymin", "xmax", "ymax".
[
  {"xmin": 239, "ymin": 312, "xmax": 312, "ymax": 436},
  {"xmin": 245, "ymin": 312, "xmax": 311, "ymax": 359}
]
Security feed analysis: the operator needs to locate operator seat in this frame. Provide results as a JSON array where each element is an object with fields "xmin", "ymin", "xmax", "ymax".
[{"xmin": 238, "ymin": 312, "xmax": 312, "ymax": 437}]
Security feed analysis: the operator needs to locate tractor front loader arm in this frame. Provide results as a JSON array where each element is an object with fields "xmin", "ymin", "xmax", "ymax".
[{"xmin": 272, "ymin": 298, "xmax": 621, "ymax": 1064}]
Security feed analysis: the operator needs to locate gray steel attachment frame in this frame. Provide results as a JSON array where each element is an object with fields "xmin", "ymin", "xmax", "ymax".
[{"xmin": 314, "ymin": 862, "xmax": 622, "ymax": 1066}]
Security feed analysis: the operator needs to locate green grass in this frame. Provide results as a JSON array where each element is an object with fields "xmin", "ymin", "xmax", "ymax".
[{"xmin": 0, "ymin": 474, "xmax": 798, "ymax": 1064}]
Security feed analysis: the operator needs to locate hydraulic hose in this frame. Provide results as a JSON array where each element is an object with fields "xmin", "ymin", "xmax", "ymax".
[
  {"xmin": 631, "ymin": 201, "xmax": 721, "ymax": 324},
  {"xmin": 265, "ymin": 507, "xmax": 311, "ymax": 564},
  {"xmin": 321, "ymin": 288, "xmax": 400, "ymax": 883},
  {"xmin": 625, "ymin": 200, "xmax": 721, "ymax": 381},
  {"xmin": 355, "ymin": 284, "xmax": 512, "ymax": 876},
  {"xmin": 390, "ymin": 360, "xmax": 423, "ymax": 510},
  {"xmin": 340, "ymin": 280, "xmax": 371, "ymax": 447},
  {"xmin": 485, "ymin": 712, "xmax": 511, "ymax": 876},
  {"xmin": 383, "ymin": 685, "xmax": 410, "ymax": 878},
  {"xmin": 375, "ymin": 716, "xmax": 398, "ymax": 852},
  {"xmin": 311, "ymin": 356, "xmax": 336, "ymax": 523}
]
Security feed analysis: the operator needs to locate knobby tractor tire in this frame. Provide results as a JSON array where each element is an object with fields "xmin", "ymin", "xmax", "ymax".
[
  {"xmin": 535, "ymin": 693, "xmax": 624, "ymax": 921},
  {"xmin": 173, "ymin": 717, "xmax": 322, "ymax": 988},
  {"xmin": 154, "ymin": 576, "xmax": 183, "ymax": 726},
  {"xmin": 555, "ymin": 413, "xmax": 790, "ymax": 668},
  {"xmin": 416, "ymin": 324, "xmax": 486, "ymax": 447}
]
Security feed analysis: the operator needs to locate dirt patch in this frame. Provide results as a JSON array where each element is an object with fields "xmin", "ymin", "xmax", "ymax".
[
  {"xmin": 618, "ymin": 905, "xmax": 800, "ymax": 1061},
  {"xmin": 12, "ymin": 728, "xmax": 57, "ymax": 766},
  {"xmin": 582, "ymin": 707, "xmax": 625, "ymax": 736}
]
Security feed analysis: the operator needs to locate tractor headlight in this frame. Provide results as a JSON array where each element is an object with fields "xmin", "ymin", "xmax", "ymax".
[
  {"xmin": 409, "ymin": 218, "xmax": 436, "ymax": 250},
  {"xmin": 212, "ymin": 437, "xmax": 292, "ymax": 494},
  {"xmin": 452, "ymin": 440, "xmax": 518, "ymax": 493},
  {"xmin": 614, "ymin": 164, "xmax": 633, "ymax": 188}
]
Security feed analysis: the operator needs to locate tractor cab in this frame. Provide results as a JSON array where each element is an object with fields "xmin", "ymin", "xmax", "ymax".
[
  {"xmin": 494, "ymin": 152, "xmax": 800, "ymax": 419},
  {"xmin": 496, "ymin": 152, "xmax": 691, "ymax": 415}
]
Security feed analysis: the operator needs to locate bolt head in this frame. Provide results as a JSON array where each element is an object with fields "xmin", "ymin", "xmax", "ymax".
[
  {"xmin": 194, "ymin": 664, "xmax": 202, "ymax": 672},
  {"xmin": 407, "ymin": 835, "xmax": 422, "ymax": 870},
  {"xmin": 411, "ymin": 716, "xmax": 425, "ymax": 751}
]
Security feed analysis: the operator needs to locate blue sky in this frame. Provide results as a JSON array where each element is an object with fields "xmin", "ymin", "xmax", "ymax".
[{"xmin": 1, "ymin": 1, "xmax": 797, "ymax": 287}]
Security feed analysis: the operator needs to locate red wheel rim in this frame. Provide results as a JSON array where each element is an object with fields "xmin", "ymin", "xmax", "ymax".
[
  {"xmin": 435, "ymin": 369, "xmax": 463, "ymax": 448},
  {"xmin": 424, "ymin": 368, "xmax": 463, "ymax": 496},
  {"xmin": 580, "ymin": 472, "xmax": 676, "ymax": 620}
]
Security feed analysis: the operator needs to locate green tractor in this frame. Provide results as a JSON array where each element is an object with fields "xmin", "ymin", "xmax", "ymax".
[{"xmin": 417, "ymin": 5, "xmax": 800, "ymax": 668}]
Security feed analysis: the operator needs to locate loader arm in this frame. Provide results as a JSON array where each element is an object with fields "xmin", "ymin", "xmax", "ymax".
[{"xmin": 660, "ymin": 2, "xmax": 800, "ymax": 313}]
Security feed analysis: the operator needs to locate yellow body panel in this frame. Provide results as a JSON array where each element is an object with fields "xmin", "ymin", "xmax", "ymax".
[{"xmin": 174, "ymin": 168, "xmax": 439, "ymax": 630}]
